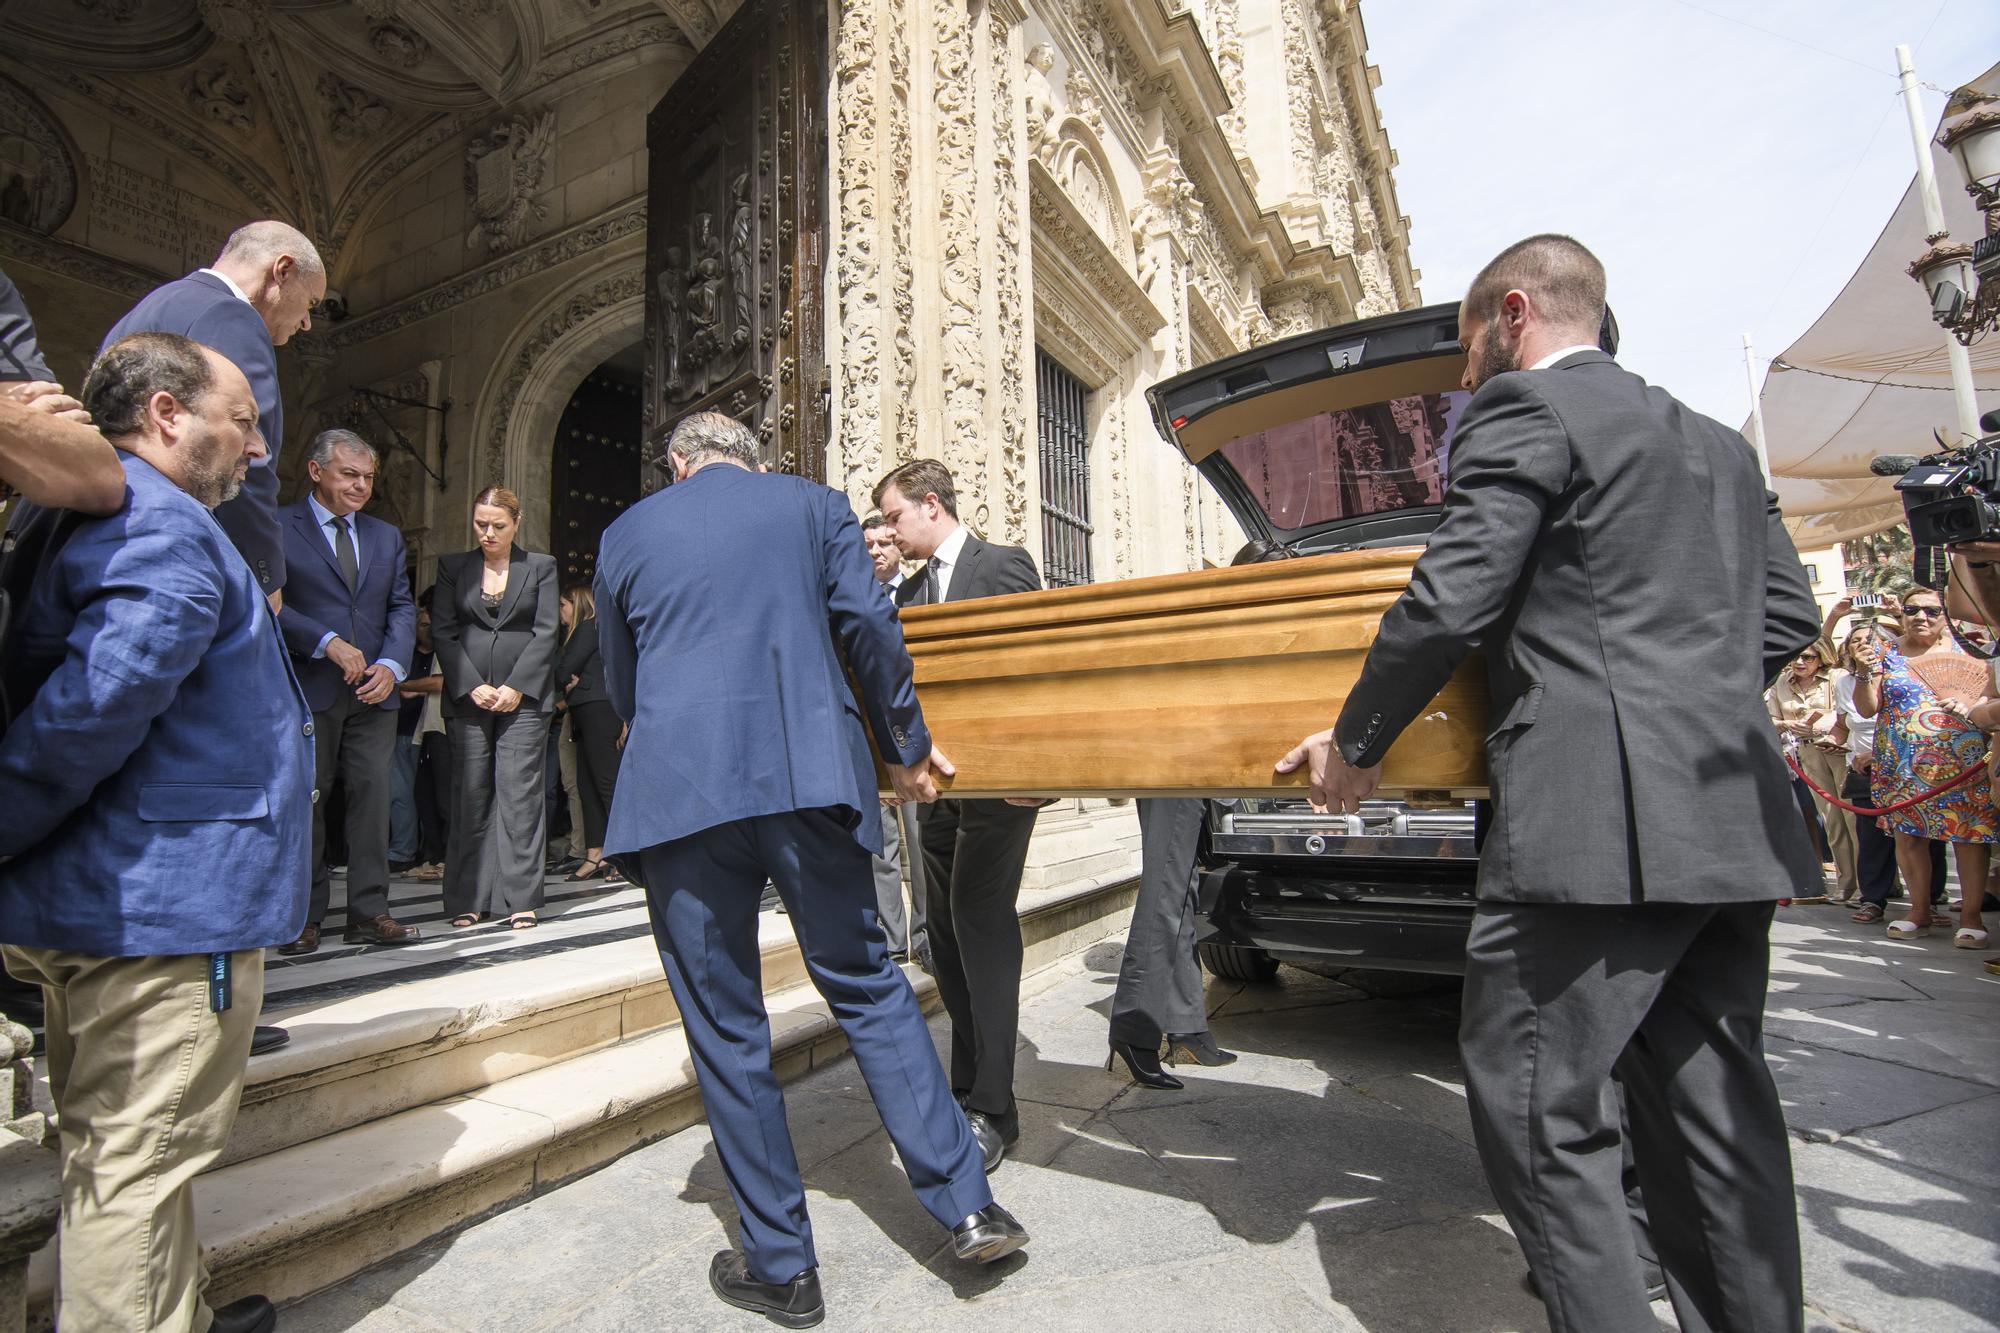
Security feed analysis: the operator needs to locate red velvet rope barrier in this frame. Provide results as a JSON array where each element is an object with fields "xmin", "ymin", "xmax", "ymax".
[{"xmin": 1785, "ymin": 751, "xmax": 1988, "ymax": 818}]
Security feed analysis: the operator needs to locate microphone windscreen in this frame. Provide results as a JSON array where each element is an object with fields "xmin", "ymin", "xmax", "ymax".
[{"xmin": 1869, "ymin": 454, "xmax": 1922, "ymax": 477}]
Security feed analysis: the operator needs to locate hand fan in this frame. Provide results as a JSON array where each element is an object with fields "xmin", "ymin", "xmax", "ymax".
[{"xmin": 1907, "ymin": 653, "xmax": 1989, "ymax": 707}]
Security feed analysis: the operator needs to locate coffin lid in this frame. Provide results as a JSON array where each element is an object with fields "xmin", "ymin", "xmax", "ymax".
[{"xmin": 1147, "ymin": 303, "xmax": 1469, "ymax": 553}]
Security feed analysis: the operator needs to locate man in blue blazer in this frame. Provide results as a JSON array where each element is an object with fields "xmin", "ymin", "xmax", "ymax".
[
  {"xmin": 0, "ymin": 332, "xmax": 312, "ymax": 1333},
  {"xmin": 103, "ymin": 220, "xmax": 325, "ymax": 603},
  {"xmin": 596, "ymin": 412, "xmax": 1028, "ymax": 1327},
  {"xmin": 277, "ymin": 428, "xmax": 417, "ymax": 954}
]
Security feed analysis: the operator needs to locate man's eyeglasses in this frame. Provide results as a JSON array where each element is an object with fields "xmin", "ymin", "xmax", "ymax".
[{"xmin": 1905, "ymin": 606, "xmax": 1946, "ymax": 618}]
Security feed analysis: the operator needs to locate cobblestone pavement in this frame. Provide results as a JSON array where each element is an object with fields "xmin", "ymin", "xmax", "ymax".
[{"xmin": 283, "ymin": 908, "xmax": 1998, "ymax": 1333}]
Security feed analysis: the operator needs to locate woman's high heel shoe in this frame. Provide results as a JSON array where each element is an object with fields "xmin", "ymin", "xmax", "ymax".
[
  {"xmin": 1105, "ymin": 1039, "xmax": 1183, "ymax": 1090},
  {"xmin": 1163, "ymin": 1031, "xmax": 1238, "ymax": 1068}
]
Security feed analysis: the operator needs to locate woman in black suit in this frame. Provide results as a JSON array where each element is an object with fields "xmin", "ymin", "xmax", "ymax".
[
  {"xmin": 430, "ymin": 485, "xmax": 561, "ymax": 928},
  {"xmin": 555, "ymin": 583, "xmax": 624, "ymax": 881}
]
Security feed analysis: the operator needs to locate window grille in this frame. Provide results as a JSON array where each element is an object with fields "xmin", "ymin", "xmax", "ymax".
[{"xmin": 1036, "ymin": 350, "xmax": 1093, "ymax": 588}]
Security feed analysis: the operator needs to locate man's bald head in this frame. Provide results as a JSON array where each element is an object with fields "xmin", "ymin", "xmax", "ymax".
[{"xmin": 210, "ymin": 220, "xmax": 326, "ymax": 346}]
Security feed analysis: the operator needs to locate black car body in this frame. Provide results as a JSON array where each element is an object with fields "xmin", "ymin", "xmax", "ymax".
[{"xmin": 1146, "ymin": 302, "xmax": 1483, "ymax": 978}]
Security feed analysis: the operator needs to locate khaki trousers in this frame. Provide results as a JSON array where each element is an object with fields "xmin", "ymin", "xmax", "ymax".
[
  {"xmin": 558, "ymin": 713, "xmax": 586, "ymax": 858},
  {"xmin": 2, "ymin": 946, "xmax": 262, "ymax": 1333},
  {"xmin": 1797, "ymin": 744, "xmax": 1858, "ymax": 900}
]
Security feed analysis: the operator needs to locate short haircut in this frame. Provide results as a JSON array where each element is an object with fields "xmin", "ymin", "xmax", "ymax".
[
  {"xmin": 873, "ymin": 458, "xmax": 957, "ymax": 519},
  {"xmin": 82, "ymin": 332, "xmax": 216, "ymax": 441},
  {"xmin": 1462, "ymin": 234, "xmax": 1606, "ymax": 334},
  {"xmin": 216, "ymin": 220, "xmax": 325, "ymax": 279},
  {"xmin": 307, "ymin": 428, "xmax": 378, "ymax": 470},
  {"xmin": 666, "ymin": 410, "xmax": 761, "ymax": 469},
  {"xmin": 861, "ymin": 512, "xmax": 888, "ymax": 530},
  {"xmin": 473, "ymin": 484, "xmax": 522, "ymax": 521}
]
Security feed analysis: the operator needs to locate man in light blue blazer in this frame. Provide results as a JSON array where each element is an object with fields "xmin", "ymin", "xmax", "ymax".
[
  {"xmin": 595, "ymin": 412, "xmax": 1028, "ymax": 1328},
  {"xmin": 0, "ymin": 333, "xmax": 312, "ymax": 1333},
  {"xmin": 276, "ymin": 428, "xmax": 417, "ymax": 953}
]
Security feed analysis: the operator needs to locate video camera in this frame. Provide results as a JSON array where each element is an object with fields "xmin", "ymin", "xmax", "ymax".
[{"xmin": 1875, "ymin": 407, "xmax": 2000, "ymax": 547}]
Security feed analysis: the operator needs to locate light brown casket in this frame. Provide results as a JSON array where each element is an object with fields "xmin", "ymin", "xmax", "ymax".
[{"xmin": 874, "ymin": 547, "xmax": 1489, "ymax": 799}]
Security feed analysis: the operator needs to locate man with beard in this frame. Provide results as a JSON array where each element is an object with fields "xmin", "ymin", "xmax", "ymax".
[
  {"xmin": 1276, "ymin": 235, "xmax": 1819, "ymax": 1333},
  {"xmin": 0, "ymin": 333, "xmax": 312, "ymax": 1333}
]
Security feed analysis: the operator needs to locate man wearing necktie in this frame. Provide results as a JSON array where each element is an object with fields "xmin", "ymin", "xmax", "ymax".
[
  {"xmin": 276, "ymin": 430, "xmax": 418, "ymax": 954},
  {"xmin": 862, "ymin": 513, "xmax": 927, "ymax": 968}
]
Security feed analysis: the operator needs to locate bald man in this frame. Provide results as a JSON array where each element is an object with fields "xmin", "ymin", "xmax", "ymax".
[{"xmin": 104, "ymin": 220, "xmax": 327, "ymax": 603}]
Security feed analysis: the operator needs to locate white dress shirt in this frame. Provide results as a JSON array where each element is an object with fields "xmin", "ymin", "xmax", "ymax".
[
  {"xmin": 926, "ymin": 525, "xmax": 971, "ymax": 603},
  {"xmin": 1528, "ymin": 344, "xmax": 1601, "ymax": 371}
]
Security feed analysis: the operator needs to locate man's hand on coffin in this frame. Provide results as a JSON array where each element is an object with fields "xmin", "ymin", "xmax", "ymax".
[
  {"xmin": 886, "ymin": 745, "xmax": 958, "ymax": 805},
  {"xmin": 1275, "ymin": 727, "xmax": 1381, "ymax": 815}
]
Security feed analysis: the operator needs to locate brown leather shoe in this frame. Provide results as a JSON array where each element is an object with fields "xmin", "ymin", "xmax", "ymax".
[
  {"xmin": 343, "ymin": 914, "xmax": 421, "ymax": 946},
  {"xmin": 277, "ymin": 923, "xmax": 320, "ymax": 956}
]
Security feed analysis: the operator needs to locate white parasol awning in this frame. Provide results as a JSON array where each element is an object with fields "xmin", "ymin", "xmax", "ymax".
[{"xmin": 1759, "ymin": 62, "xmax": 2000, "ymax": 545}]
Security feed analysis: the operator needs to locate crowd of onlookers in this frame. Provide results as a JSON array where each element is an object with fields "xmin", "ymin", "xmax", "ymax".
[{"xmin": 1769, "ymin": 587, "xmax": 1997, "ymax": 949}]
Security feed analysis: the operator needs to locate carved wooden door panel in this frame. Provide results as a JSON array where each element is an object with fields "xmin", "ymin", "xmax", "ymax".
[{"xmin": 643, "ymin": 0, "xmax": 827, "ymax": 487}]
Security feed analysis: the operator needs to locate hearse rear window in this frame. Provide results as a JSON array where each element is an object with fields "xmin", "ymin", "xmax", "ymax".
[{"xmin": 1219, "ymin": 390, "xmax": 1470, "ymax": 529}]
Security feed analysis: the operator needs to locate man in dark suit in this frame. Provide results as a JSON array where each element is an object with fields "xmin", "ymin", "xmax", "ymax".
[
  {"xmin": 596, "ymin": 414, "xmax": 1026, "ymax": 1327},
  {"xmin": 860, "ymin": 510, "xmax": 927, "ymax": 967},
  {"xmin": 1277, "ymin": 235, "xmax": 1819, "ymax": 1333},
  {"xmin": 102, "ymin": 220, "xmax": 325, "ymax": 605},
  {"xmin": 873, "ymin": 459, "xmax": 1043, "ymax": 1171},
  {"xmin": 276, "ymin": 429, "xmax": 418, "ymax": 954},
  {"xmin": 0, "ymin": 332, "xmax": 311, "ymax": 1333}
]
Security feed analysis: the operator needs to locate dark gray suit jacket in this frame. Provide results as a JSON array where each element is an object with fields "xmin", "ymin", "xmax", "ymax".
[
  {"xmin": 430, "ymin": 547, "xmax": 561, "ymax": 718},
  {"xmin": 1334, "ymin": 351, "xmax": 1821, "ymax": 905},
  {"xmin": 893, "ymin": 532, "xmax": 1040, "ymax": 608}
]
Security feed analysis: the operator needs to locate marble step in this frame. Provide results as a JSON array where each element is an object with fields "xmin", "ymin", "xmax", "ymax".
[{"xmin": 26, "ymin": 871, "xmax": 1138, "ymax": 1320}]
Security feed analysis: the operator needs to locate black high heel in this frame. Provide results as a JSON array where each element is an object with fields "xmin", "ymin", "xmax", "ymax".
[
  {"xmin": 1105, "ymin": 1039, "xmax": 1183, "ymax": 1090},
  {"xmin": 1164, "ymin": 1031, "xmax": 1238, "ymax": 1068}
]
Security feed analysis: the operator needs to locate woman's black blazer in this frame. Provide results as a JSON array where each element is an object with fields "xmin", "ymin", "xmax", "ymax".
[
  {"xmin": 556, "ymin": 617, "xmax": 611, "ymax": 708},
  {"xmin": 429, "ymin": 547, "xmax": 560, "ymax": 717}
]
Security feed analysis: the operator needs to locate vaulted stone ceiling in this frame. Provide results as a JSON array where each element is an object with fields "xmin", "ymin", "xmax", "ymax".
[{"xmin": 0, "ymin": 0, "xmax": 709, "ymax": 265}]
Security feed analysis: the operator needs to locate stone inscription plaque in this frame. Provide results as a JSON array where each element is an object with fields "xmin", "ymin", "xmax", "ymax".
[{"xmin": 85, "ymin": 157, "xmax": 239, "ymax": 273}]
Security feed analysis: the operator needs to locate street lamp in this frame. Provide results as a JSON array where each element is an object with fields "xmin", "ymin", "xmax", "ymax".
[{"xmin": 1915, "ymin": 89, "xmax": 2000, "ymax": 346}]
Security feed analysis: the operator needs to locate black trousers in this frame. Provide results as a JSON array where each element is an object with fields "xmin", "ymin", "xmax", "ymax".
[
  {"xmin": 415, "ymin": 731, "xmax": 451, "ymax": 865},
  {"xmin": 1109, "ymin": 798, "xmax": 1209, "ymax": 1048},
  {"xmin": 569, "ymin": 699, "xmax": 622, "ymax": 850},
  {"xmin": 308, "ymin": 692, "xmax": 398, "ymax": 926},
  {"xmin": 1459, "ymin": 900, "xmax": 1801, "ymax": 1333},
  {"xmin": 918, "ymin": 797, "xmax": 1038, "ymax": 1120}
]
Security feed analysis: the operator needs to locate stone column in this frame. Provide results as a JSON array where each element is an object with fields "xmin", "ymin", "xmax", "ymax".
[{"xmin": 981, "ymin": 0, "xmax": 1034, "ymax": 550}]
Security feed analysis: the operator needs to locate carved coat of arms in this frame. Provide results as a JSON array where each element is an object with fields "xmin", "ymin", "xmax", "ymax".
[{"xmin": 465, "ymin": 110, "xmax": 555, "ymax": 254}]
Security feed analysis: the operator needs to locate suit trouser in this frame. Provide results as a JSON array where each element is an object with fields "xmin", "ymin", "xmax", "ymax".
[
  {"xmin": 1796, "ymin": 745, "xmax": 1857, "ymax": 899},
  {"xmin": 873, "ymin": 804, "xmax": 908, "ymax": 953},
  {"xmin": 1459, "ymin": 900, "xmax": 1802, "ymax": 1333},
  {"xmin": 558, "ymin": 715, "xmax": 586, "ymax": 858},
  {"xmin": 1109, "ymin": 798, "xmax": 1209, "ymax": 1048},
  {"xmin": 919, "ymin": 798, "xmax": 1038, "ymax": 1119},
  {"xmin": 570, "ymin": 699, "xmax": 622, "ymax": 850},
  {"xmin": 444, "ymin": 708, "xmax": 548, "ymax": 918},
  {"xmin": 2, "ymin": 945, "xmax": 262, "ymax": 1333},
  {"xmin": 308, "ymin": 690, "xmax": 398, "ymax": 925},
  {"xmin": 415, "ymin": 731, "xmax": 452, "ymax": 866},
  {"xmin": 637, "ymin": 808, "xmax": 991, "ymax": 1284},
  {"xmin": 388, "ymin": 734, "xmax": 420, "ymax": 864}
]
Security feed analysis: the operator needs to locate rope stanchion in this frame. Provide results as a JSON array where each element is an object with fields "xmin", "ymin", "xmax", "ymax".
[{"xmin": 1785, "ymin": 751, "xmax": 1987, "ymax": 818}]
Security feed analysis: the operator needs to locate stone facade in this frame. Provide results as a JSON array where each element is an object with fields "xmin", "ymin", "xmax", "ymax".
[{"xmin": 0, "ymin": 0, "xmax": 1415, "ymax": 891}]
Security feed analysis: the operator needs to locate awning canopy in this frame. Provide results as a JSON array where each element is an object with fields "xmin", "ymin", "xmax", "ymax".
[{"xmin": 1762, "ymin": 62, "xmax": 2000, "ymax": 546}]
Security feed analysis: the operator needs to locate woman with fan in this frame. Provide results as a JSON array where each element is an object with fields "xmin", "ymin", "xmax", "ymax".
[{"xmin": 1853, "ymin": 588, "xmax": 1996, "ymax": 947}]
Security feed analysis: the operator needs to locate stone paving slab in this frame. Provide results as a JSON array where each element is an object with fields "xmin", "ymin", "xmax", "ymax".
[{"xmin": 282, "ymin": 906, "xmax": 1998, "ymax": 1333}]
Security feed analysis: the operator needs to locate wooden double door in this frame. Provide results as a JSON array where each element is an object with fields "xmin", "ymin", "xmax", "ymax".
[{"xmin": 643, "ymin": 0, "xmax": 827, "ymax": 487}]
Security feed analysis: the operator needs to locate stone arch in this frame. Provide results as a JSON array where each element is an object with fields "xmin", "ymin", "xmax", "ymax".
[
  {"xmin": 472, "ymin": 267, "xmax": 646, "ymax": 552},
  {"xmin": 1048, "ymin": 121, "xmax": 1133, "ymax": 269}
]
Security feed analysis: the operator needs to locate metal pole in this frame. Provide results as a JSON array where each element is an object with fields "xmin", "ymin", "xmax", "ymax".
[
  {"xmin": 1742, "ymin": 332, "xmax": 1772, "ymax": 482},
  {"xmin": 1897, "ymin": 43, "xmax": 1984, "ymax": 444}
]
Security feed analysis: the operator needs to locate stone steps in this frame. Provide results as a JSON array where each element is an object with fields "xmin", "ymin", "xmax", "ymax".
[{"xmin": 26, "ymin": 872, "xmax": 1137, "ymax": 1320}]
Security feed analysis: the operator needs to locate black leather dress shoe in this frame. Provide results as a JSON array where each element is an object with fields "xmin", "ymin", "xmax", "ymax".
[
  {"xmin": 210, "ymin": 1293, "xmax": 277, "ymax": 1333},
  {"xmin": 950, "ymin": 1203, "xmax": 1029, "ymax": 1264},
  {"xmin": 249, "ymin": 1026, "xmax": 290, "ymax": 1057},
  {"xmin": 708, "ymin": 1250, "xmax": 823, "ymax": 1328},
  {"xmin": 964, "ymin": 1110, "xmax": 1018, "ymax": 1174}
]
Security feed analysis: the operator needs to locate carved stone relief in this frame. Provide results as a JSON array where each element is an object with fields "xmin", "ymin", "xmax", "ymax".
[
  {"xmin": 832, "ymin": 0, "xmax": 883, "ymax": 493},
  {"xmin": 72, "ymin": 0, "xmax": 142, "ymax": 19},
  {"xmin": 887, "ymin": 2, "xmax": 916, "ymax": 461},
  {"xmin": 487, "ymin": 272, "xmax": 645, "ymax": 479},
  {"xmin": 989, "ymin": 4, "xmax": 1030, "ymax": 547},
  {"xmin": 0, "ymin": 75, "xmax": 78, "ymax": 234},
  {"xmin": 465, "ymin": 110, "xmax": 556, "ymax": 255},
  {"xmin": 186, "ymin": 64, "xmax": 256, "ymax": 131},
  {"xmin": 1024, "ymin": 42, "xmax": 1060, "ymax": 168},
  {"xmin": 196, "ymin": 0, "xmax": 270, "ymax": 44},
  {"xmin": 933, "ymin": 0, "xmax": 988, "ymax": 526},
  {"xmin": 370, "ymin": 23, "xmax": 430, "ymax": 69},
  {"xmin": 316, "ymin": 74, "xmax": 391, "ymax": 146}
]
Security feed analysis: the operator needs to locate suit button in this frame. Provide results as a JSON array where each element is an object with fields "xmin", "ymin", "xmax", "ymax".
[
  {"xmin": 1370, "ymin": 712, "xmax": 1382, "ymax": 724},
  {"xmin": 892, "ymin": 726, "xmax": 908, "ymax": 746},
  {"xmin": 303, "ymin": 722, "xmax": 314, "ymax": 737},
  {"xmin": 311, "ymin": 789, "xmax": 321, "ymax": 804}
]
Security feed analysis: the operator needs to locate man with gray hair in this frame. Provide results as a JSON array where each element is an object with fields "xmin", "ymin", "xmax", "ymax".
[
  {"xmin": 276, "ymin": 427, "xmax": 417, "ymax": 954},
  {"xmin": 597, "ymin": 411, "xmax": 1023, "ymax": 1325},
  {"xmin": 103, "ymin": 220, "xmax": 327, "ymax": 606}
]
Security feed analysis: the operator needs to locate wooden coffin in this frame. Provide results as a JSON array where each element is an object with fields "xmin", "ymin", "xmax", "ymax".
[{"xmin": 876, "ymin": 547, "xmax": 1489, "ymax": 799}]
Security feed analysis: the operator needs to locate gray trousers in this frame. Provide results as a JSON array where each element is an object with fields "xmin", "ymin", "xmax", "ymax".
[
  {"xmin": 308, "ymin": 690, "xmax": 397, "ymax": 926},
  {"xmin": 1109, "ymin": 798, "xmax": 1209, "ymax": 1048},
  {"xmin": 871, "ymin": 803, "xmax": 929, "ymax": 954},
  {"xmin": 443, "ymin": 708, "xmax": 549, "ymax": 918},
  {"xmin": 1459, "ymin": 900, "xmax": 1802, "ymax": 1333}
]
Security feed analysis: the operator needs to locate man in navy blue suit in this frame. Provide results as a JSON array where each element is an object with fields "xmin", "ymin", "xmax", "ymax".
[
  {"xmin": 0, "ymin": 332, "xmax": 311, "ymax": 1333},
  {"xmin": 596, "ymin": 413, "xmax": 1027, "ymax": 1327},
  {"xmin": 103, "ymin": 220, "xmax": 325, "ymax": 604},
  {"xmin": 276, "ymin": 428, "xmax": 418, "ymax": 955}
]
